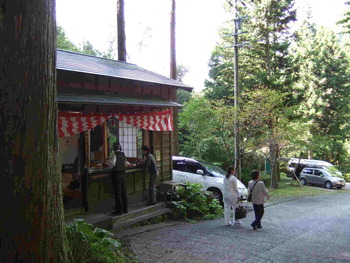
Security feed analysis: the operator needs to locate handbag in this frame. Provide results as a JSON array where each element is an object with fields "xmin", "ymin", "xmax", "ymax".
[
  {"xmin": 247, "ymin": 181, "xmax": 258, "ymax": 202},
  {"xmin": 235, "ymin": 202, "xmax": 247, "ymax": 220}
]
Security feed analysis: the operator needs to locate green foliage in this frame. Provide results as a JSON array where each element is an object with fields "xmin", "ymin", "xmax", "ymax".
[
  {"xmin": 81, "ymin": 41, "xmax": 114, "ymax": 59},
  {"xmin": 201, "ymin": 0, "xmax": 298, "ymax": 188},
  {"xmin": 177, "ymin": 89, "xmax": 191, "ymax": 105},
  {"xmin": 337, "ymin": 1, "xmax": 350, "ymax": 35},
  {"xmin": 336, "ymin": 165, "xmax": 350, "ymax": 182},
  {"xmin": 342, "ymin": 173, "xmax": 350, "ymax": 182},
  {"xmin": 66, "ymin": 219, "xmax": 129, "ymax": 263},
  {"xmin": 205, "ymin": 0, "xmax": 297, "ymax": 100},
  {"xmin": 57, "ymin": 26, "xmax": 114, "ymax": 59},
  {"xmin": 179, "ymin": 89, "xmax": 299, "ymax": 175},
  {"xmin": 192, "ymin": 0, "xmax": 350, "ymax": 172},
  {"xmin": 171, "ymin": 183, "xmax": 223, "ymax": 221},
  {"xmin": 57, "ymin": 26, "xmax": 79, "ymax": 52},
  {"xmin": 291, "ymin": 23, "xmax": 350, "ymax": 164},
  {"xmin": 176, "ymin": 65, "xmax": 189, "ymax": 83}
]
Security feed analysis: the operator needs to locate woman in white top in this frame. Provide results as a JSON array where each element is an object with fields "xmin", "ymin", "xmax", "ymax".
[
  {"xmin": 248, "ymin": 170, "xmax": 269, "ymax": 230},
  {"xmin": 223, "ymin": 166, "xmax": 240, "ymax": 226}
]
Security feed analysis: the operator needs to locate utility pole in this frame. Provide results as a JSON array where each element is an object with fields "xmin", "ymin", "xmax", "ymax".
[{"xmin": 226, "ymin": 0, "xmax": 249, "ymax": 180}]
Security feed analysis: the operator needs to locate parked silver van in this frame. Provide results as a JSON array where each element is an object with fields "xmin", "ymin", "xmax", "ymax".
[
  {"xmin": 286, "ymin": 158, "xmax": 342, "ymax": 178},
  {"xmin": 299, "ymin": 167, "xmax": 346, "ymax": 189}
]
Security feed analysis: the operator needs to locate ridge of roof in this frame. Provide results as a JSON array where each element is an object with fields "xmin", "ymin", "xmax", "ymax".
[
  {"xmin": 57, "ymin": 48, "xmax": 136, "ymax": 65},
  {"xmin": 57, "ymin": 49, "xmax": 193, "ymax": 91}
]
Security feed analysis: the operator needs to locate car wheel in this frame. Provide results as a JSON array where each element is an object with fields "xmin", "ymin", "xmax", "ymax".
[
  {"xmin": 209, "ymin": 188, "xmax": 223, "ymax": 206},
  {"xmin": 300, "ymin": 178, "xmax": 306, "ymax": 185},
  {"xmin": 325, "ymin": 181, "xmax": 333, "ymax": 189}
]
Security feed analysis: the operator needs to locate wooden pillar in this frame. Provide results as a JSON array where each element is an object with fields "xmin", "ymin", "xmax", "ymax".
[
  {"xmin": 102, "ymin": 122, "xmax": 108, "ymax": 160},
  {"xmin": 82, "ymin": 168, "xmax": 89, "ymax": 211},
  {"xmin": 84, "ymin": 130, "xmax": 91, "ymax": 168}
]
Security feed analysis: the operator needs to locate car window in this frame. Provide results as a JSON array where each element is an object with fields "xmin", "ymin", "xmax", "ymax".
[
  {"xmin": 324, "ymin": 166, "xmax": 342, "ymax": 177},
  {"xmin": 303, "ymin": 169, "xmax": 313, "ymax": 175},
  {"xmin": 186, "ymin": 161, "xmax": 204, "ymax": 174},
  {"xmin": 202, "ymin": 162, "xmax": 225, "ymax": 177},
  {"xmin": 173, "ymin": 160, "xmax": 186, "ymax": 172},
  {"xmin": 314, "ymin": 170, "xmax": 323, "ymax": 176}
]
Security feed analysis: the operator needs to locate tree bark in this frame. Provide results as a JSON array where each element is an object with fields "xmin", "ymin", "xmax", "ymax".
[
  {"xmin": 269, "ymin": 142, "xmax": 279, "ymax": 189},
  {"xmin": 0, "ymin": 1, "xmax": 70, "ymax": 262},
  {"xmin": 117, "ymin": 0, "xmax": 127, "ymax": 61},
  {"xmin": 170, "ymin": 0, "xmax": 179, "ymax": 155},
  {"xmin": 170, "ymin": 0, "xmax": 176, "ymax": 79}
]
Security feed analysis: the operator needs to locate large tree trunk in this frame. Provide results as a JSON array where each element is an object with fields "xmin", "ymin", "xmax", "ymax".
[
  {"xmin": 0, "ymin": 1, "xmax": 70, "ymax": 262},
  {"xmin": 269, "ymin": 142, "xmax": 279, "ymax": 189},
  {"xmin": 117, "ymin": 0, "xmax": 127, "ymax": 61},
  {"xmin": 170, "ymin": 0, "xmax": 177, "ymax": 79},
  {"xmin": 170, "ymin": 0, "xmax": 179, "ymax": 155}
]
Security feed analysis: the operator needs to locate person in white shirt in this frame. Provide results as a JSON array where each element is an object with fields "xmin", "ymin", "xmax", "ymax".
[
  {"xmin": 248, "ymin": 170, "xmax": 270, "ymax": 230},
  {"xmin": 223, "ymin": 166, "xmax": 241, "ymax": 226}
]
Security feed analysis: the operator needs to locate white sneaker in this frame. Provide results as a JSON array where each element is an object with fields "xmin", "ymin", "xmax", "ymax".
[{"xmin": 234, "ymin": 221, "xmax": 242, "ymax": 225}]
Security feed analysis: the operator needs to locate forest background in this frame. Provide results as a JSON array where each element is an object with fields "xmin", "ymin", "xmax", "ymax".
[{"xmin": 58, "ymin": 0, "xmax": 350, "ymax": 187}]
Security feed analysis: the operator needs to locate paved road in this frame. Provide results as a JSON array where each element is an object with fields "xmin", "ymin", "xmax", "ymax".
[{"xmin": 125, "ymin": 191, "xmax": 350, "ymax": 263}]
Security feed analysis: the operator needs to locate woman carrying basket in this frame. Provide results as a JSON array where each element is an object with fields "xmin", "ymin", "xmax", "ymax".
[{"xmin": 223, "ymin": 166, "xmax": 241, "ymax": 226}]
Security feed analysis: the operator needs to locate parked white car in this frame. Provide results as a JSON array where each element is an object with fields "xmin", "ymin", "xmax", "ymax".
[{"xmin": 172, "ymin": 156, "xmax": 248, "ymax": 204}]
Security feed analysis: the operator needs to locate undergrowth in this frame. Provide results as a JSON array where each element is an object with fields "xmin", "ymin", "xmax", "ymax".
[
  {"xmin": 171, "ymin": 182, "xmax": 223, "ymax": 221},
  {"xmin": 66, "ymin": 219, "xmax": 133, "ymax": 263}
]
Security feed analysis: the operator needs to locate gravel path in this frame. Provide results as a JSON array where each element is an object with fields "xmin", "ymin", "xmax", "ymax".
[{"xmin": 123, "ymin": 192, "xmax": 350, "ymax": 263}]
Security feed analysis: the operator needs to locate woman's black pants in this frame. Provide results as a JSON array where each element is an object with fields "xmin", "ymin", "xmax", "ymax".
[{"xmin": 252, "ymin": 204, "xmax": 264, "ymax": 228}]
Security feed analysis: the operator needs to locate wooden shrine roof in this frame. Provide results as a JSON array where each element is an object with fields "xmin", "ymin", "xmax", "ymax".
[{"xmin": 57, "ymin": 49, "xmax": 193, "ymax": 92}]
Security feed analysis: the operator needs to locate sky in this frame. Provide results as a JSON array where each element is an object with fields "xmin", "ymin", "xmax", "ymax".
[{"xmin": 56, "ymin": 0, "xmax": 347, "ymax": 92}]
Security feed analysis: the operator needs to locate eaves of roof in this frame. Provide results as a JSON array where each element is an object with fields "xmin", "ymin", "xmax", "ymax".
[{"xmin": 57, "ymin": 93, "xmax": 183, "ymax": 108}]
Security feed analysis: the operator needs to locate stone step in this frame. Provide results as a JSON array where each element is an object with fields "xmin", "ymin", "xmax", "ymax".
[
  {"xmin": 64, "ymin": 201, "xmax": 173, "ymax": 231},
  {"xmin": 111, "ymin": 202, "xmax": 167, "ymax": 224},
  {"xmin": 73, "ymin": 214, "xmax": 113, "ymax": 230},
  {"xmin": 112, "ymin": 208, "xmax": 173, "ymax": 232}
]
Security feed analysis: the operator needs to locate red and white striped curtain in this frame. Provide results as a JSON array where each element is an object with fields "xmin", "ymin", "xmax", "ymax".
[
  {"xmin": 58, "ymin": 110, "xmax": 173, "ymax": 138},
  {"xmin": 112, "ymin": 110, "xmax": 173, "ymax": 132}
]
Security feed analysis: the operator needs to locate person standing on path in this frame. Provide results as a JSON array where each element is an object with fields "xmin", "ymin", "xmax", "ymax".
[
  {"xmin": 223, "ymin": 166, "xmax": 241, "ymax": 226},
  {"xmin": 248, "ymin": 170, "xmax": 269, "ymax": 230},
  {"xmin": 141, "ymin": 145, "xmax": 159, "ymax": 205}
]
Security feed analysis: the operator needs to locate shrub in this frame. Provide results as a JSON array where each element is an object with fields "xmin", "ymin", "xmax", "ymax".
[
  {"xmin": 344, "ymin": 173, "xmax": 350, "ymax": 182},
  {"xmin": 66, "ymin": 219, "xmax": 128, "ymax": 263},
  {"xmin": 171, "ymin": 183, "xmax": 223, "ymax": 221},
  {"xmin": 336, "ymin": 166, "xmax": 350, "ymax": 182}
]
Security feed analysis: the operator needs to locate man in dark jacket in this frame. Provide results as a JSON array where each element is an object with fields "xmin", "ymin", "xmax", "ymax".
[
  {"xmin": 142, "ymin": 145, "xmax": 159, "ymax": 205},
  {"xmin": 109, "ymin": 143, "xmax": 134, "ymax": 215}
]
